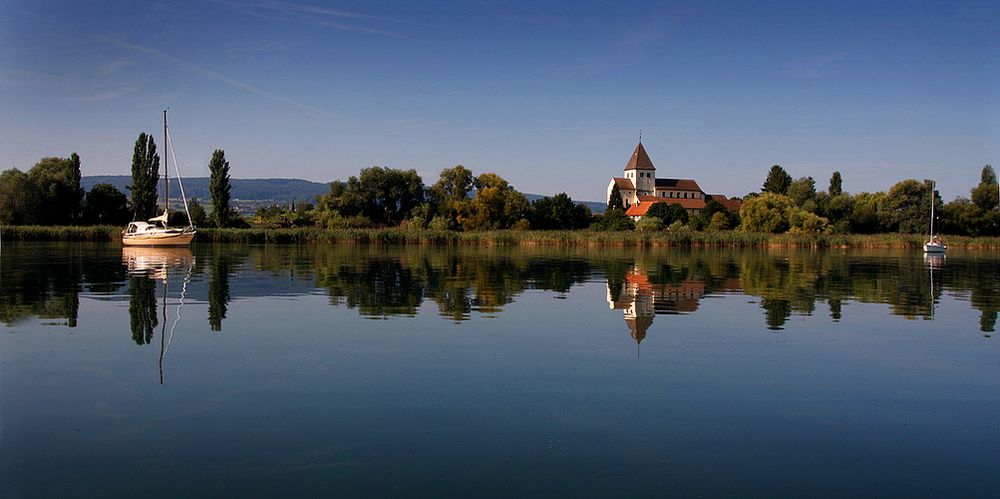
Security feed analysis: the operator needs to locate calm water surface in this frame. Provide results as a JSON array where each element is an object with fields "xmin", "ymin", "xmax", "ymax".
[{"xmin": 2, "ymin": 242, "xmax": 999, "ymax": 497}]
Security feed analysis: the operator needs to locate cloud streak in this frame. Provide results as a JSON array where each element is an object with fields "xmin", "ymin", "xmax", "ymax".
[
  {"xmin": 70, "ymin": 87, "xmax": 138, "ymax": 102},
  {"xmin": 215, "ymin": 0, "xmax": 411, "ymax": 39},
  {"xmin": 785, "ymin": 52, "xmax": 852, "ymax": 80},
  {"xmin": 106, "ymin": 37, "xmax": 339, "ymax": 118}
]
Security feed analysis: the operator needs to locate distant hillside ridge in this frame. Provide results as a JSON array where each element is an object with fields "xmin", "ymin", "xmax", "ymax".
[
  {"xmin": 82, "ymin": 176, "xmax": 606, "ymax": 213},
  {"xmin": 82, "ymin": 176, "xmax": 330, "ymax": 203}
]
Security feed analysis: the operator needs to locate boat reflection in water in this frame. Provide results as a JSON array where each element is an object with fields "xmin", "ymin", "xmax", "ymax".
[
  {"xmin": 122, "ymin": 246, "xmax": 195, "ymax": 281},
  {"xmin": 122, "ymin": 246, "xmax": 195, "ymax": 383}
]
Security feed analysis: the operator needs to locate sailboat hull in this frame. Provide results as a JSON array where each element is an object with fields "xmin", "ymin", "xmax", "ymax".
[
  {"xmin": 122, "ymin": 231, "xmax": 196, "ymax": 247},
  {"xmin": 923, "ymin": 242, "xmax": 946, "ymax": 253}
]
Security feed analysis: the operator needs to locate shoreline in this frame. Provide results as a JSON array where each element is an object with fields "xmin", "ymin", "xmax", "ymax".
[{"xmin": 4, "ymin": 225, "xmax": 1000, "ymax": 249}]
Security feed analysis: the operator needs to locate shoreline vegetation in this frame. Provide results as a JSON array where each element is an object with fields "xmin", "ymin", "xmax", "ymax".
[{"xmin": 4, "ymin": 225, "xmax": 1000, "ymax": 249}]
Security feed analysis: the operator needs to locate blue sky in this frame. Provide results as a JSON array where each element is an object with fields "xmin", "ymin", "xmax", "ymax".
[{"xmin": 1, "ymin": 0, "xmax": 996, "ymax": 201}]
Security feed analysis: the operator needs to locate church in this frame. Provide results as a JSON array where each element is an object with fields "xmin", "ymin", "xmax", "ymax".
[{"xmin": 607, "ymin": 142, "xmax": 741, "ymax": 219}]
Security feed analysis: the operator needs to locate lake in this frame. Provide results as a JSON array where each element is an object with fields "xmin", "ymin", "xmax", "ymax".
[{"xmin": 2, "ymin": 242, "xmax": 999, "ymax": 497}]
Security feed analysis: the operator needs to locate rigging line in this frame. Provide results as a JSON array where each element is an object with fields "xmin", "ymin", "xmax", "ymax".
[
  {"xmin": 165, "ymin": 127, "xmax": 194, "ymax": 228},
  {"xmin": 163, "ymin": 258, "xmax": 194, "ymax": 358}
]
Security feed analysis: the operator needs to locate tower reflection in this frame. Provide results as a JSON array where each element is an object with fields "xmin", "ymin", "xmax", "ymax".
[{"xmin": 608, "ymin": 264, "xmax": 741, "ymax": 350}]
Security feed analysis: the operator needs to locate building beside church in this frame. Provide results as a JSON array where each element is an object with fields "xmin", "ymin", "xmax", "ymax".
[{"xmin": 607, "ymin": 142, "xmax": 741, "ymax": 219}]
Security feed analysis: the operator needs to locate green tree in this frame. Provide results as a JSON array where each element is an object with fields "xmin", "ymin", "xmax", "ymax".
[
  {"xmin": 645, "ymin": 201, "xmax": 688, "ymax": 226},
  {"xmin": 849, "ymin": 192, "xmax": 885, "ymax": 234},
  {"xmin": 462, "ymin": 173, "xmax": 528, "ymax": 230},
  {"xmin": 187, "ymin": 197, "xmax": 208, "ymax": 227},
  {"xmin": 739, "ymin": 192, "xmax": 794, "ymax": 233},
  {"xmin": 83, "ymin": 183, "xmax": 130, "ymax": 225},
  {"xmin": 635, "ymin": 215, "xmax": 663, "ymax": 232},
  {"xmin": 941, "ymin": 197, "xmax": 978, "ymax": 236},
  {"xmin": 707, "ymin": 211, "xmax": 731, "ymax": 230},
  {"xmin": 428, "ymin": 165, "xmax": 474, "ymax": 228},
  {"xmin": 971, "ymin": 164, "xmax": 998, "ymax": 211},
  {"xmin": 528, "ymin": 193, "xmax": 591, "ymax": 230},
  {"xmin": 0, "ymin": 168, "xmax": 39, "ymax": 225},
  {"xmin": 787, "ymin": 209, "xmax": 831, "ymax": 234},
  {"xmin": 880, "ymin": 179, "xmax": 938, "ymax": 234},
  {"xmin": 762, "ymin": 165, "xmax": 792, "ymax": 195},
  {"xmin": 591, "ymin": 208, "xmax": 634, "ymax": 231},
  {"xmin": 787, "ymin": 176, "xmax": 817, "ymax": 210},
  {"xmin": 608, "ymin": 182, "xmax": 625, "ymax": 211},
  {"xmin": 829, "ymin": 171, "xmax": 843, "ymax": 196},
  {"xmin": 347, "ymin": 166, "xmax": 426, "ymax": 226},
  {"xmin": 702, "ymin": 198, "xmax": 739, "ymax": 229},
  {"xmin": 28, "ymin": 156, "xmax": 81, "ymax": 225},
  {"xmin": 429, "ymin": 165, "xmax": 474, "ymax": 206},
  {"xmin": 208, "ymin": 149, "xmax": 232, "ymax": 227},
  {"xmin": 129, "ymin": 133, "xmax": 160, "ymax": 220},
  {"xmin": 824, "ymin": 193, "xmax": 854, "ymax": 232},
  {"xmin": 69, "ymin": 153, "xmax": 83, "ymax": 222}
]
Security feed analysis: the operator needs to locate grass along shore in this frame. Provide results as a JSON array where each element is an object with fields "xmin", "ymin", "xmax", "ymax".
[{"xmin": 4, "ymin": 225, "xmax": 1000, "ymax": 249}]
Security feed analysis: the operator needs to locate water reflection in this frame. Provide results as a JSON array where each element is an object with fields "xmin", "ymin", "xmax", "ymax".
[
  {"xmin": 607, "ymin": 265, "xmax": 741, "ymax": 346},
  {"xmin": 2, "ymin": 244, "xmax": 998, "ymax": 339},
  {"xmin": 120, "ymin": 247, "xmax": 196, "ymax": 383}
]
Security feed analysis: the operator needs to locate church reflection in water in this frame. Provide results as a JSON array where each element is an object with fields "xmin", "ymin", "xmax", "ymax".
[
  {"xmin": 607, "ymin": 265, "xmax": 742, "ymax": 347},
  {"xmin": 4, "ymin": 244, "xmax": 998, "ymax": 341}
]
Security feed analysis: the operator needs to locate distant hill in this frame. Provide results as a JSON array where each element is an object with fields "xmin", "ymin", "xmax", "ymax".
[
  {"xmin": 82, "ymin": 176, "xmax": 606, "ymax": 213},
  {"xmin": 82, "ymin": 176, "xmax": 330, "ymax": 203}
]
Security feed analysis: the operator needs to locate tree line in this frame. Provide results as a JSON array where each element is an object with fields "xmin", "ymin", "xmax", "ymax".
[
  {"xmin": 4, "ymin": 137, "xmax": 996, "ymax": 237},
  {"xmin": 253, "ymin": 164, "xmax": 592, "ymax": 231},
  {"xmin": 0, "ymin": 133, "xmax": 237, "ymax": 227},
  {"xmin": 738, "ymin": 164, "xmax": 998, "ymax": 235}
]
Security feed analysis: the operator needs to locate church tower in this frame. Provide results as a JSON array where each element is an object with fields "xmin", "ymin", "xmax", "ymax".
[{"xmin": 624, "ymin": 142, "xmax": 656, "ymax": 198}]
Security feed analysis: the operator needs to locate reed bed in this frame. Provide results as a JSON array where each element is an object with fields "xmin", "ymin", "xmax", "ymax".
[{"xmin": 4, "ymin": 225, "xmax": 1000, "ymax": 249}]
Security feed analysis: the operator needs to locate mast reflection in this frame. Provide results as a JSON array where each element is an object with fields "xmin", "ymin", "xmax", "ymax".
[{"xmin": 123, "ymin": 247, "xmax": 195, "ymax": 383}]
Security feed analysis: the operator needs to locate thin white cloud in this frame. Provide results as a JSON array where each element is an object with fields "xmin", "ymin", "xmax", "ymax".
[
  {"xmin": 106, "ymin": 37, "xmax": 339, "ymax": 118},
  {"xmin": 70, "ymin": 87, "xmax": 138, "ymax": 102},
  {"xmin": 785, "ymin": 52, "xmax": 851, "ymax": 80},
  {"xmin": 214, "ymin": 0, "xmax": 411, "ymax": 39}
]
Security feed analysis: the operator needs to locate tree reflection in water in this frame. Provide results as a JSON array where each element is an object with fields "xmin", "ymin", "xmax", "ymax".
[
  {"xmin": 128, "ymin": 276, "xmax": 158, "ymax": 345},
  {"xmin": 2, "ymin": 244, "xmax": 998, "ymax": 341},
  {"xmin": 208, "ymin": 252, "xmax": 231, "ymax": 331}
]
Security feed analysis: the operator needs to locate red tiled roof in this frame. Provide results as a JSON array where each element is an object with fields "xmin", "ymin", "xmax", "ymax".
[
  {"xmin": 626, "ymin": 198, "xmax": 708, "ymax": 217},
  {"xmin": 654, "ymin": 178, "xmax": 702, "ymax": 191},
  {"xmin": 706, "ymin": 194, "xmax": 742, "ymax": 212},
  {"xmin": 624, "ymin": 142, "xmax": 655, "ymax": 171},
  {"xmin": 612, "ymin": 177, "xmax": 635, "ymax": 190}
]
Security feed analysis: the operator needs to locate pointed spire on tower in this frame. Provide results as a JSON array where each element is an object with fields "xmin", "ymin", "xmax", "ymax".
[{"xmin": 624, "ymin": 142, "xmax": 655, "ymax": 171}]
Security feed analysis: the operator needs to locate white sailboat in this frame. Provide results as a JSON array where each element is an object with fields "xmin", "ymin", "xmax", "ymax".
[
  {"xmin": 923, "ymin": 180, "xmax": 946, "ymax": 254},
  {"xmin": 123, "ymin": 110, "xmax": 197, "ymax": 246}
]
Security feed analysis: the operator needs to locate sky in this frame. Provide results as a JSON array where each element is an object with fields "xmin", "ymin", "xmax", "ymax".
[{"xmin": 1, "ymin": 0, "xmax": 997, "ymax": 202}]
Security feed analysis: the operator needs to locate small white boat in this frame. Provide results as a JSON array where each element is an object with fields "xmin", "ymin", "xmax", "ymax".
[
  {"xmin": 123, "ymin": 110, "xmax": 196, "ymax": 247},
  {"xmin": 923, "ymin": 239, "xmax": 947, "ymax": 253},
  {"xmin": 123, "ymin": 218, "xmax": 196, "ymax": 247},
  {"xmin": 922, "ymin": 180, "xmax": 946, "ymax": 254}
]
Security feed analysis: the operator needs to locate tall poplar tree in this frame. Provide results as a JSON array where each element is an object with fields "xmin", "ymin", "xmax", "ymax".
[
  {"xmin": 208, "ymin": 149, "xmax": 232, "ymax": 227},
  {"xmin": 69, "ymin": 152, "xmax": 83, "ymax": 222},
  {"xmin": 129, "ymin": 133, "xmax": 159, "ymax": 220},
  {"xmin": 608, "ymin": 183, "xmax": 625, "ymax": 211},
  {"xmin": 829, "ymin": 171, "xmax": 843, "ymax": 196}
]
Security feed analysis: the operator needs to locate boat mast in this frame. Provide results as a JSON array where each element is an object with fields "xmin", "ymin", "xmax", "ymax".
[
  {"xmin": 163, "ymin": 109, "xmax": 169, "ymax": 218},
  {"xmin": 929, "ymin": 180, "xmax": 934, "ymax": 240}
]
